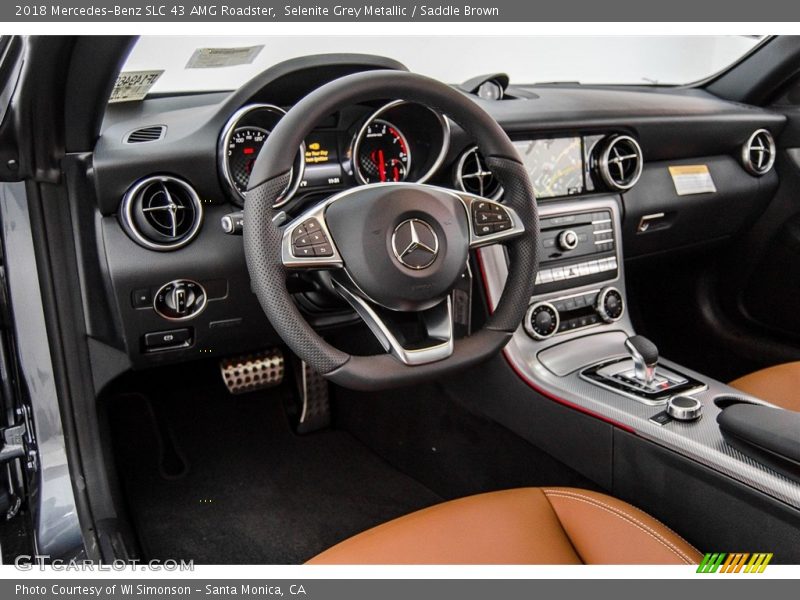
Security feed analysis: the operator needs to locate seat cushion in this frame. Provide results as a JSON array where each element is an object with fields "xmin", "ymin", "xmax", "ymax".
[
  {"xmin": 306, "ymin": 487, "xmax": 702, "ymax": 565},
  {"xmin": 729, "ymin": 362, "xmax": 800, "ymax": 412}
]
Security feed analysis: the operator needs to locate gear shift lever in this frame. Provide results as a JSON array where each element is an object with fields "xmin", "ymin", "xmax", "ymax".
[{"xmin": 625, "ymin": 335, "xmax": 659, "ymax": 385}]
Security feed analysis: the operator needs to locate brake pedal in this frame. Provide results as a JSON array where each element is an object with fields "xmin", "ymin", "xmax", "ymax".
[
  {"xmin": 220, "ymin": 349, "xmax": 284, "ymax": 395},
  {"xmin": 292, "ymin": 361, "xmax": 331, "ymax": 434}
]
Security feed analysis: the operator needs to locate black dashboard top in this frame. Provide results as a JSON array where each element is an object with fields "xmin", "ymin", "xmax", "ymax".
[{"xmin": 95, "ymin": 54, "xmax": 785, "ymax": 218}]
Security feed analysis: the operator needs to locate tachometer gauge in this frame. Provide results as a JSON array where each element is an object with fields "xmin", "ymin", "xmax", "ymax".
[
  {"xmin": 355, "ymin": 119, "xmax": 411, "ymax": 184},
  {"xmin": 227, "ymin": 126, "xmax": 269, "ymax": 195}
]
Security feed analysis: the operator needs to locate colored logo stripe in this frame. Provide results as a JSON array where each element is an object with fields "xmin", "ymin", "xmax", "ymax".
[{"xmin": 697, "ymin": 553, "xmax": 772, "ymax": 573}]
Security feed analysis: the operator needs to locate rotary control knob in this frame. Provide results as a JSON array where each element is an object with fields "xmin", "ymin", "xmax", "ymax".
[
  {"xmin": 557, "ymin": 229, "xmax": 579, "ymax": 251},
  {"xmin": 524, "ymin": 302, "xmax": 560, "ymax": 340},
  {"xmin": 666, "ymin": 395, "xmax": 703, "ymax": 421},
  {"xmin": 154, "ymin": 280, "xmax": 207, "ymax": 320},
  {"xmin": 596, "ymin": 287, "xmax": 624, "ymax": 323}
]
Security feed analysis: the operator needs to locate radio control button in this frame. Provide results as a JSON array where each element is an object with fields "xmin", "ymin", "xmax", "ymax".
[{"xmin": 558, "ymin": 229, "xmax": 579, "ymax": 251}]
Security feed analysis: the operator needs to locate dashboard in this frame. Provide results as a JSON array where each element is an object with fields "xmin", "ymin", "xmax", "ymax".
[{"xmin": 89, "ymin": 54, "xmax": 785, "ymax": 371}]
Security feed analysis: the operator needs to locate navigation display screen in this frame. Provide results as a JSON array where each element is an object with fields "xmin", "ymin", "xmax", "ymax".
[{"xmin": 513, "ymin": 138, "xmax": 584, "ymax": 198}]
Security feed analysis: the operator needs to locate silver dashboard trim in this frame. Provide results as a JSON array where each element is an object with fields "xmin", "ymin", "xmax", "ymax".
[
  {"xmin": 598, "ymin": 135, "xmax": 644, "ymax": 191},
  {"xmin": 119, "ymin": 175, "xmax": 204, "ymax": 252},
  {"xmin": 454, "ymin": 145, "xmax": 504, "ymax": 201},
  {"xmin": 741, "ymin": 128, "xmax": 776, "ymax": 176}
]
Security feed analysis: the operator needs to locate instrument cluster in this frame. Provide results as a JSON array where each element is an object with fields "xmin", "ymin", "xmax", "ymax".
[{"xmin": 219, "ymin": 100, "xmax": 450, "ymax": 209}]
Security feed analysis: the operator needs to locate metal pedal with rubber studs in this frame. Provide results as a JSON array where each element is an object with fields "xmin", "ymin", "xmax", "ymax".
[{"xmin": 220, "ymin": 349, "xmax": 284, "ymax": 395}]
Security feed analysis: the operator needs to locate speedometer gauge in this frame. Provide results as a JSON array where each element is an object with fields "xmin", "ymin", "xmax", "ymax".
[
  {"xmin": 227, "ymin": 126, "xmax": 269, "ymax": 195},
  {"xmin": 355, "ymin": 119, "xmax": 411, "ymax": 184},
  {"xmin": 219, "ymin": 103, "xmax": 305, "ymax": 207}
]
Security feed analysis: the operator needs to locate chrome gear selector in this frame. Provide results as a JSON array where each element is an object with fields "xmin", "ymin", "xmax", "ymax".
[{"xmin": 624, "ymin": 335, "xmax": 659, "ymax": 385}]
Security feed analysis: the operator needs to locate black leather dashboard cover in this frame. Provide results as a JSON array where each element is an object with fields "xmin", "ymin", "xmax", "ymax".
[{"xmin": 717, "ymin": 403, "xmax": 800, "ymax": 481}]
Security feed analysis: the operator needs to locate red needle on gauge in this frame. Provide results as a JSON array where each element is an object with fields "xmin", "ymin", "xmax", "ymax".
[{"xmin": 377, "ymin": 149, "xmax": 387, "ymax": 182}]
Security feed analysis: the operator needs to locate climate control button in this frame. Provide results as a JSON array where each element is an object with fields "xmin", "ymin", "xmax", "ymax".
[
  {"xmin": 597, "ymin": 286, "xmax": 624, "ymax": 323},
  {"xmin": 524, "ymin": 302, "xmax": 560, "ymax": 340}
]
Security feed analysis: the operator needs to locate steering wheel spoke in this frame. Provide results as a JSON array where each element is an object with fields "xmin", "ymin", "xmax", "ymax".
[
  {"xmin": 280, "ymin": 203, "xmax": 344, "ymax": 269},
  {"xmin": 332, "ymin": 278, "xmax": 455, "ymax": 366},
  {"xmin": 244, "ymin": 70, "xmax": 538, "ymax": 390},
  {"xmin": 455, "ymin": 192, "xmax": 526, "ymax": 249}
]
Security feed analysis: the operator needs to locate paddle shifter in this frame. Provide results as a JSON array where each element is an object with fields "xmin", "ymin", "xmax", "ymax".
[{"xmin": 624, "ymin": 335, "xmax": 659, "ymax": 385}]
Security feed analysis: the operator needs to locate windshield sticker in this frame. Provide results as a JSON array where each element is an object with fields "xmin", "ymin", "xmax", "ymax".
[
  {"xmin": 109, "ymin": 70, "xmax": 164, "ymax": 103},
  {"xmin": 668, "ymin": 165, "xmax": 717, "ymax": 196},
  {"xmin": 186, "ymin": 46, "xmax": 264, "ymax": 69}
]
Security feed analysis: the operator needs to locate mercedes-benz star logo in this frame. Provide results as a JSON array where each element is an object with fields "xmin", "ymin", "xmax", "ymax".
[{"xmin": 391, "ymin": 219, "xmax": 439, "ymax": 270}]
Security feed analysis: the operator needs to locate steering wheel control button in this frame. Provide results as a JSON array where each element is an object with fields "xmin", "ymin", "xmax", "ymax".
[
  {"xmin": 290, "ymin": 224, "xmax": 307, "ymax": 240},
  {"xmin": 666, "ymin": 395, "xmax": 703, "ymax": 421},
  {"xmin": 153, "ymin": 280, "xmax": 207, "ymax": 321},
  {"xmin": 391, "ymin": 218, "xmax": 439, "ymax": 270},
  {"xmin": 291, "ymin": 218, "xmax": 331, "ymax": 257},
  {"xmin": 472, "ymin": 200, "xmax": 512, "ymax": 237},
  {"xmin": 597, "ymin": 286, "xmax": 624, "ymax": 322},
  {"xmin": 524, "ymin": 302, "xmax": 560, "ymax": 340},
  {"xmin": 143, "ymin": 327, "xmax": 192, "ymax": 352},
  {"xmin": 303, "ymin": 219, "xmax": 321, "ymax": 234}
]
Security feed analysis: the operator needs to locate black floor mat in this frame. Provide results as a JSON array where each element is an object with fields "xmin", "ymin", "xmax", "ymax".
[{"xmin": 108, "ymin": 371, "xmax": 442, "ymax": 564}]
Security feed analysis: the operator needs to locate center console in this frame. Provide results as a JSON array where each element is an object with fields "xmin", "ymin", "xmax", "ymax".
[{"xmin": 478, "ymin": 194, "xmax": 800, "ymax": 510}]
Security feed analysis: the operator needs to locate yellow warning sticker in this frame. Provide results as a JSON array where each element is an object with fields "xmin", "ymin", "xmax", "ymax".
[{"xmin": 668, "ymin": 165, "xmax": 717, "ymax": 196}]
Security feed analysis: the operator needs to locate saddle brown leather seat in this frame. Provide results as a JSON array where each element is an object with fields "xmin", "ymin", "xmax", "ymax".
[
  {"xmin": 307, "ymin": 487, "xmax": 702, "ymax": 565},
  {"xmin": 729, "ymin": 362, "xmax": 800, "ymax": 412}
]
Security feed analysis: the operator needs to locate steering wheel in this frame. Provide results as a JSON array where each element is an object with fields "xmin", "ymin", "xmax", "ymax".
[{"xmin": 244, "ymin": 70, "xmax": 539, "ymax": 391}]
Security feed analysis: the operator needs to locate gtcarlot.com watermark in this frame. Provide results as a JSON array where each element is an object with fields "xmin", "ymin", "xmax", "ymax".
[{"xmin": 12, "ymin": 555, "xmax": 194, "ymax": 572}]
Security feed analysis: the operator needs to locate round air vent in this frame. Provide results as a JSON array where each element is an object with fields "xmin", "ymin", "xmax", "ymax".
[
  {"xmin": 597, "ymin": 135, "xmax": 643, "ymax": 191},
  {"xmin": 454, "ymin": 146, "xmax": 503, "ymax": 200},
  {"xmin": 741, "ymin": 129, "xmax": 776, "ymax": 176},
  {"xmin": 120, "ymin": 175, "xmax": 203, "ymax": 251}
]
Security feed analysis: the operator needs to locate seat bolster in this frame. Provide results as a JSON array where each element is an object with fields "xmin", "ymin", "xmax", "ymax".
[
  {"xmin": 307, "ymin": 488, "xmax": 581, "ymax": 564},
  {"xmin": 729, "ymin": 362, "xmax": 800, "ymax": 412},
  {"xmin": 542, "ymin": 487, "xmax": 703, "ymax": 565}
]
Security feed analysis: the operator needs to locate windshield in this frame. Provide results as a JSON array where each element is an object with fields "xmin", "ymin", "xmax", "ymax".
[{"xmin": 122, "ymin": 35, "xmax": 765, "ymax": 95}]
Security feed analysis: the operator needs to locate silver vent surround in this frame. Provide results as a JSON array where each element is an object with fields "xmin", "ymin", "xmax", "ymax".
[
  {"xmin": 741, "ymin": 129, "xmax": 776, "ymax": 176},
  {"xmin": 120, "ymin": 175, "xmax": 204, "ymax": 251},
  {"xmin": 454, "ymin": 146, "xmax": 503, "ymax": 200},
  {"xmin": 124, "ymin": 125, "xmax": 167, "ymax": 144},
  {"xmin": 598, "ymin": 135, "xmax": 644, "ymax": 191}
]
